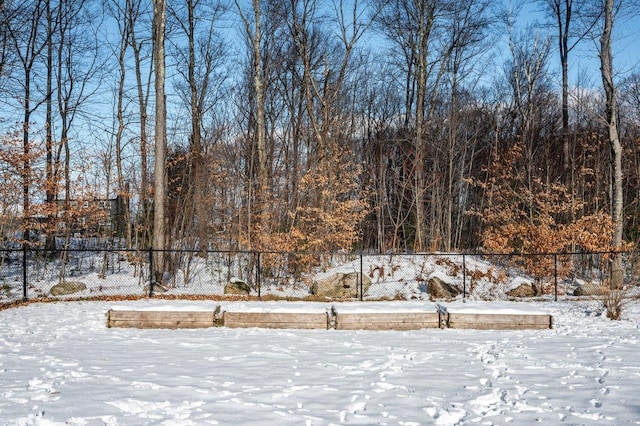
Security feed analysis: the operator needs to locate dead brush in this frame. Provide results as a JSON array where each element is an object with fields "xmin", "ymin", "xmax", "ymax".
[{"xmin": 602, "ymin": 286, "xmax": 632, "ymax": 320}]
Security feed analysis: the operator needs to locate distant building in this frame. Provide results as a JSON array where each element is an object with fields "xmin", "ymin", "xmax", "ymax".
[{"xmin": 54, "ymin": 195, "xmax": 129, "ymax": 237}]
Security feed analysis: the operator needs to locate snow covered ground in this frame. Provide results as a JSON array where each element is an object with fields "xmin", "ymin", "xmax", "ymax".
[{"xmin": 1, "ymin": 298, "xmax": 639, "ymax": 425}]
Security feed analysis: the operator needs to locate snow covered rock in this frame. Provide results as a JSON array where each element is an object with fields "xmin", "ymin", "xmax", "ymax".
[
  {"xmin": 143, "ymin": 282, "xmax": 169, "ymax": 293},
  {"xmin": 49, "ymin": 281, "xmax": 86, "ymax": 296},
  {"xmin": 507, "ymin": 282, "xmax": 540, "ymax": 298},
  {"xmin": 224, "ymin": 279, "xmax": 251, "ymax": 295},
  {"xmin": 573, "ymin": 283, "xmax": 608, "ymax": 296},
  {"xmin": 427, "ymin": 276, "xmax": 461, "ymax": 299},
  {"xmin": 311, "ymin": 272, "xmax": 371, "ymax": 299}
]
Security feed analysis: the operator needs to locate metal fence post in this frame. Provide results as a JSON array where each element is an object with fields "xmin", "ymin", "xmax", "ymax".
[
  {"xmin": 462, "ymin": 254, "xmax": 466, "ymax": 300},
  {"xmin": 22, "ymin": 244, "xmax": 27, "ymax": 301},
  {"xmin": 256, "ymin": 251, "xmax": 261, "ymax": 299},
  {"xmin": 554, "ymin": 253, "xmax": 558, "ymax": 301},
  {"xmin": 359, "ymin": 253, "xmax": 363, "ymax": 301},
  {"xmin": 148, "ymin": 247, "xmax": 154, "ymax": 297}
]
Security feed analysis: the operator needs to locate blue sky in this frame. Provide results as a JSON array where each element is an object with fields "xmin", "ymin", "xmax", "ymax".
[{"xmin": 514, "ymin": 1, "xmax": 640, "ymax": 86}]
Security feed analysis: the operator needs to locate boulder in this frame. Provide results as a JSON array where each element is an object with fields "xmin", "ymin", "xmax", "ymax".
[
  {"xmin": 50, "ymin": 281, "xmax": 86, "ymax": 296},
  {"xmin": 507, "ymin": 282, "xmax": 540, "ymax": 298},
  {"xmin": 311, "ymin": 272, "xmax": 372, "ymax": 299},
  {"xmin": 224, "ymin": 279, "xmax": 251, "ymax": 295},
  {"xmin": 143, "ymin": 282, "xmax": 169, "ymax": 294},
  {"xmin": 427, "ymin": 276, "xmax": 461, "ymax": 299},
  {"xmin": 573, "ymin": 283, "xmax": 609, "ymax": 296}
]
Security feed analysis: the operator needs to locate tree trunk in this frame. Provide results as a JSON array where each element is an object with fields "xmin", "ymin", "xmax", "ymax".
[
  {"xmin": 599, "ymin": 0, "xmax": 624, "ymax": 289},
  {"xmin": 127, "ymin": 0, "xmax": 151, "ymax": 248},
  {"xmin": 44, "ymin": 0, "xmax": 55, "ymax": 251},
  {"xmin": 115, "ymin": 11, "xmax": 128, "ymax": 244},
  {"xmin": 152, "ymin": 0, "xmax": 167, "ymax": 284},
  {"xmin": 413, "ymin": 1, "xmax": 430, "ymax": 252},
  {"xmin": 186, "ymin": 0, "xmax": 207, "ymax": 252},
  {"xmin": 252, "ymin": 0, "xmax": 268, "ymax": 250}
]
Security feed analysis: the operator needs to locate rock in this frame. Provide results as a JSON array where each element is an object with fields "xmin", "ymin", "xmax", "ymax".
[
  {"xmin": 311, "ymin": 272, "xmax": 372, "ymax": 299},
  {"xmin": 50, "ymin": 281, "xmax": 86, "ymax": 296},
  {"xmin": 143, "ymin": 282, "xmax": 169, "ymax": 294},
  {"xmin": 427, "ymin": 276, "xmax": 461, "ymax": 299},
  {"xmin": 507, "ymin": 283, "xmax": 540, "ymax": 298},
  {"xmin": 573, "ymin": 283, "xmax": 609, "ymax": 296},
  {"xmin": 224, "ymin": 279, "xmax": 251, "ymax": 295}
]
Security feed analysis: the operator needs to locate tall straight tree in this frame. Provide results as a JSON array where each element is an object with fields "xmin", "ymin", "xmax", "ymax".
[
  {"xmin": 2, "ymin": 0, "xmax": 49, "ymax": 243},
  {"xmin": 44, "ymin": 0, "xmax": 55, "ymax": 251},
  {"xmin": 54, "ymin": 0, "xmax": 101, "ymax": 250},
  {"xmin": 376, "ymin": 0, "xmax": 457, "ymax": 251},
  {"xmin": 412, "ymin": 0, "xmax": 434, "ymax": 252},
  {"xmin": 438, "ymin": 0, "xmax": 493, "ymax": 250},
  {"xmin": 171, "ymin": 0, "xmax": 227, "ymax": 251},
  {"xmin": 599, "ymin": 0, "xmax": 623, "ymax": 288},
  {"xmin": 152, "ymin": 0, "xmax": 167, "ymax": 283},
  {"xmin": 540, "ymin": 0, "xmax": 598, "ymax": 173},
  {"xmin": 236, "ymin": 0, "xmax": 267, "ymax": 250},
  {"xmin": 106, "ymin": 0, "xmax": 132, "ymax": 245},
  {"xmin": 284, "ymin": 0, "xmax": 372, "ymax": 252},
  {"xmin": 127, "ymin": 0, "xmax": 153, "ymax": 246},
  {"xmin": 547, "ymin": 0, "xmax": 574, "ymax": 171}
]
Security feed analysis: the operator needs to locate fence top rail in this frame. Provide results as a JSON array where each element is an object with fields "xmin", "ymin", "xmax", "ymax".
[{"xmin": 1, "ymin": 247, "xmax": 630, "ymax": 257}]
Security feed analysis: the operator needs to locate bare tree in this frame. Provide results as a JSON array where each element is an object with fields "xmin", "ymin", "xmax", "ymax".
[
  {"xmin": 506, "ymin": 24, "xmax": 553, "ymax": 189},
  {"xmin": 54, "ymin": 0, "xmax": 103, "ymax": 254},
  {"xmin": 2, "ymin": 0, "xmax": 50, "ymax": 244},
  {"xmin": 283, "ymin": 0, "xmax": 373, "ymax": 251},
  {"xmin": 376, "ymin": 0, "xmax": 428, "ymax": 249},
  {"xmin": 152, "ymin": 0, "xmax": 167, "ymax": 284},
  {"xmin": 44, "ymin": 0, "xmax": 56, "ymax": 251},
  {"xmin": 0, "ymin": 1, "xmax": 13, "ymax": 84},
  {"xmin": 107, "ymin": 0, "xmax": 132, "ymax": 246},
  {"xmin": 599, "ymin": 0, "xmax": 623, "ymax": 288},
  {"xmin": 104, "ymin": 0, "xmax": 154, "ymax": 250},
  {"xmin": 437, "ymin": 0, "xmax": 494, "ymax": 250},
  {"xmin": 127, "ymin": 0, "xmax": 153, "ymax": 247},
  {"xmin": 236, "ymin": 0, "xmax": 267, "ymax": 250},
  {"xmin": 170, "ymin": 0, "xmax": 227, "ymax": 251},
  {"xmin": 375, "ymin": 0, "xmax": 494, "ymax": 251},
  {"xmin": 619, "ymin": 72, "xmax": 640, "ymax": 241}
]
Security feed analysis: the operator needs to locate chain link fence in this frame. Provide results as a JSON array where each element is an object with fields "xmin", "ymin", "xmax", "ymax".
[{"xmin": 0, "ymin": 247, "xmax": 636, "ymax": 305}]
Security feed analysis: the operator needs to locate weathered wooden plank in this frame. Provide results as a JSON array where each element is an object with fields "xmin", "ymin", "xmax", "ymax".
[
  {"xmin": 335, "ymin": 312, "xmax": 441, "ymax": 330},
  {"xmin": 223, "ymin": 312, "xmax": 328, "ymax": 329},
  {"xmin": 108, "ymin": 320, "xmax": 215, "ymax": 329},
  {"xmin": 446, "ymin": 313, "xmax": 552, "ymax": 330},
  {"xmin": 106, "ymin": 310, "xmax": 217, "ymax": 329}
]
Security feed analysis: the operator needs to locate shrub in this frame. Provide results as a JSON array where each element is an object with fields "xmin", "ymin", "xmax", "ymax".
[{"xmin": 602, "ymin": 287, "xmax": 630, "ymax": 320}]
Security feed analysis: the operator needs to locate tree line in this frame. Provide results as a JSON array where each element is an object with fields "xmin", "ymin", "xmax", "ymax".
[{"xmin": 0, "ymin": 0, "xmax": 638, "ymax": 285}]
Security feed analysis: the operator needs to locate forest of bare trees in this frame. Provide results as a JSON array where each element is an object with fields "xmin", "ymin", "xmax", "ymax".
[{"xmin": 1, "ymin": 0, "xmax": 639, "ymax": 271}]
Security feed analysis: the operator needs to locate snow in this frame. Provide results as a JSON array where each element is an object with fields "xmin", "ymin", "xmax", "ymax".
[
  {"xmin": 331, "ymin": 300, "xmax": 438, "ymax": 314},
  {"xmin": 108, "ymin": 302, "xmax": 219, "ymax": 312},
  {"xmin": 2, "ymin": 250, "xmax": 604, "ymax": 303},
  {"xmin": 437, "ymin": 301, "xmax": 550, "ymax": 316},
  {"xmin": 219, "ymin": 301, "xmax": 330, "ymax": 314},
  {"xmin": 2, "ymin": 299, "xmax": 640, "ymax": 425}
]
